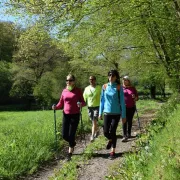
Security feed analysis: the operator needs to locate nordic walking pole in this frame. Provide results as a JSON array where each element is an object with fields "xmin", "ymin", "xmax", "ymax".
[
  {"xmin": 78, "ymin": 102, "xmax": 86, "ymax": 147},
  {"xmin": 135, "ymin": 106, "xmax": 141, "ymax": 131},
  {"xmin": 53, "ymin": 104, "xmax": 58, "ymax": 150}
]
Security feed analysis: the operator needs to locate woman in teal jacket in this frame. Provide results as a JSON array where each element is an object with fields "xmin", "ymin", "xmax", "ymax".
[{"xmin": 99, "ymin": 70, "xmax": 126, "ymax": 160}]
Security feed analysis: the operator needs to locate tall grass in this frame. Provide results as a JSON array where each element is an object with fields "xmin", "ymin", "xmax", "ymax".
[{"xmin": 0, "ymin": 108, "xmax": 90, "ymax": 180}]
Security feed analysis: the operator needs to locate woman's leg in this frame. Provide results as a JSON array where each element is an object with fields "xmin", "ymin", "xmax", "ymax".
[
  {"xmin": 103, "ymin": 114, "xmax": 112, "ymax": 140},
  {"xmin": 69, "ymin": 113, "xmax": 80, "ymax": 148},
  {"xmin": 110, "ymin": 115, "xmax": 120, "ymax": 148},
  {"xmin": 127, "ymin": 107, "xmax": 136, "ymax": 137},
  {"xmin": 122, "ymin": 120, "xmax": 127, "ymax": 137},
  {"xmin": 62, "ymin": 112, "xmax": 70, "ymax": 143}
]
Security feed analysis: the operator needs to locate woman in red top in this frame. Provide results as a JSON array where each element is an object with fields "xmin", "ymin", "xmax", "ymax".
[
  {"xmin": 52, "ymin": 74, "xmax": 85, "ymax": 160},
  {"xmin": 122, "ymin": 76, "xmax": 138, "ymax": 142}
]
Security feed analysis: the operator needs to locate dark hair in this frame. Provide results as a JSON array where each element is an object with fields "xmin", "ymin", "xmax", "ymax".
[
  {"xmin": 108, "ymin": 69, "xmax": 120, "ymax": 84},
  {"xmin": 89, "ymin": 75, "xmax": 96, "ymax": 80}
]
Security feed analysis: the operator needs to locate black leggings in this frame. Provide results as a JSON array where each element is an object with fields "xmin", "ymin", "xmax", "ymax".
[
  {"xmin": 62, "ymin": 112, "xmax": 80, "ymax": 148},
  {"xmin": 103, "ymin": 114, "xmax": 120, "ymax": 148},
  {"xmin": 123, "ymin": 106, "xmax": 136, "ymax": 136}
]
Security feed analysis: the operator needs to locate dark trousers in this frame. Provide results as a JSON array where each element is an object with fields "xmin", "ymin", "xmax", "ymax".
[
  {"xmin": 103, "ymin": 114, "xmax": 120, "ymax": 148},
  {"xmin": 123, "ymin": 106, "xmax": 136, "ymax": 136},
  {"xmin": 62, "ymin": 112, "xmax": 80, "ymax": 147}
]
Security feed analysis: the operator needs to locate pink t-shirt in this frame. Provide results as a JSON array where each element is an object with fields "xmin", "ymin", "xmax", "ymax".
[
  {"xmin": 123, "ymin": 86, "xmax": 138, "ymax": 108},
  {"xmin": 55, "ymin": 87, "xmax": 86, "ymax": 114}
]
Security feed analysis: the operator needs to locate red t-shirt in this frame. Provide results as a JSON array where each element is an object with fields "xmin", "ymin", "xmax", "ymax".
[{"xmin": 123, "ymin": 86, "xmax": 138, "ymax": 108}]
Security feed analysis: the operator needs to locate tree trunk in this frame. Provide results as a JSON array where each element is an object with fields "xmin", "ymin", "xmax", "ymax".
[{"xmin": 150, "ymin": 85, "xmax": 156, "ymax": 99}]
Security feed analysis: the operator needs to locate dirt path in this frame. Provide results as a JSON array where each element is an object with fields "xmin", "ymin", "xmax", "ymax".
[
  {"xmin": 26, "ymin": 110, "xmax": 156, "ymax": 180},
  {"xmin": 77, "ymin": 111, "xmax": 156, "ymax": 180}
]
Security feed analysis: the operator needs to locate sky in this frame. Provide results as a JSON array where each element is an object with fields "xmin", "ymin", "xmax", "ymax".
[
  {"xmin": 0, "ymin": 0, "xmax": 26, "ymax": 25},
  {"xmin": 0, "ymin": 12, "xmax": 17, "ymax": 23},
  {"xmin": 0, "ymin": 0, "xmax": 18, "ymax": 23}
]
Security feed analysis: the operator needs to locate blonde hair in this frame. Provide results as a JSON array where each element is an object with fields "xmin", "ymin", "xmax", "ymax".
[
  {"xmin": 123, "ymin": 78, "xmax": 131, "ymax": 86},
  {"xmin": 66, "ymin": 74, "xmax": 75, "ymax": 81}
]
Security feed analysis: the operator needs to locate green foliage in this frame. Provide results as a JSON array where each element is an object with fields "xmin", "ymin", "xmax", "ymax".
[
  {"xmin": 10, "ymin": 25, "xmax": 70, "ymax": 106},
  {"xmin": 3, "ymin": 0, "xmax": 180, "ymax": 106},
  {"xmin": 0, "ymin": 21, "xmax": 16, "ymax": 62},
  {"xmin": 33, "ymin": 72, "xmax": 56, "ymax": 107},
  {"xmin": 0, "ymin": 61, "xmax": 12, "ymax": 103}
]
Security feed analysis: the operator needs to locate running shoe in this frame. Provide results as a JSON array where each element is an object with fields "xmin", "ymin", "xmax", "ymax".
[{"xmin": 108, "ymin": 152, "xmax": 116, "ymax": 160}]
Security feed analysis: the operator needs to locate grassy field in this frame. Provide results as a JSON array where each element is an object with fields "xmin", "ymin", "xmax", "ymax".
[
  {"xmin": 0, "ymin": 108, "xmax": 91, "ymax": 179},
  {"xmin": 0, "ymin": 99, "xmax": 161, "ymax": 180}
]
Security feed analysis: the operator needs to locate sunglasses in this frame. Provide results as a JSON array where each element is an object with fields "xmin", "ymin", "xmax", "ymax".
[
  {"xmin": 108, "ymin": 73, "xmax": 115, "ymax": 77},
  {"xmin": 89, "ymin": 79, "xmax": 95, "ymax": 81},
  {"xmin": 66, "ymin": 79, "xmax": 74, "ymax": 82}
]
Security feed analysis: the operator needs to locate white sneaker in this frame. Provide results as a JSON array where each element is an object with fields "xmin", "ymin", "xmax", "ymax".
[
  {"xmin": 90, "ymin": 135, "xmax": 94, "ymax": 142},
  {"xmin": 121, "ymin": 136, "xmax": 128, "ymax": 142},
  {"xmin": 94, "ymin": 131, "xmax": 99, "ymax": 138}
]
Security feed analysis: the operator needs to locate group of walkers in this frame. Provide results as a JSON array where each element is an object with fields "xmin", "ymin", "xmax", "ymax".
[{"xmin": 52, "ymin": 70, "xmax": 138, "ymax": 160}]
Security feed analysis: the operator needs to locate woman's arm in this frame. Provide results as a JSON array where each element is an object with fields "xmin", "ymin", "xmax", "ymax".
[
  {"xmin": 99, "ymin": 86, "xmax": 105, "ymax": 117},
  {"xmin": 120, "ymin": 86, "xmax": 126, "ymax": 119},
  {"xmin": 78, "ymin": 88, "xmax": 86, "ymax": 107},
  {"xmin": 55, "ymin": 92, "xmax": 64, "ymax": 110}
]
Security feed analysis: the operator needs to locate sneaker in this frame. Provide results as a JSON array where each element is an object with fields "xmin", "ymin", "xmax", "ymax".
[
  {"xmin": 121, "ymin": 136, "xmax": 128, "ymax": 142},
  {"xmin": 67, "ymin": 153, "xmax": 72, "ymax": 161},
  {"xmin": 71, "ymin": 147, "xmax": 74, "ymax": 153},
  {"xmin": 106, "ymin": 140, "xmax": 112, "ymax": 149},
  {"xmin": 94, "ymin": 131, "xmax": 99, "ymax": 138},
  {"xmin": 109, "ymin": 152, "xmax": 116, "ymax": 160},
  {"xmin": 90, "ymin": 135, "xmax": 94, "ymax": 142},
  {"xmin": 69, "ymin": 147, "xmax": 74, "ymax": 153}
]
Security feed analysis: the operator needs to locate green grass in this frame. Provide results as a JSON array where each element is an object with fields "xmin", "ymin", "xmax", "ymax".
[
  {"xmin": 0, "ymin": 108, "xmax": 91, "ymax": 180},
  {"xmin": 136, "ymin": 99, "xmax": 162, "ymax": 113},
  {"xmin": 145, "ymin": 107, "xmax": 180, "ymax": 180},
  {"xmin": 0, "ymin": 110, "xmax": 60, "ymax": 179}
]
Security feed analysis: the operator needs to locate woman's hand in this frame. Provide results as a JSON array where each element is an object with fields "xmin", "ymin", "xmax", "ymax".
[
  {"xmin": 99, "ymin": 115, "xmax": 103, "ymax": 120},
  {"xmin": 52, "ymin": 104, "xmax": 56, "ymax": 110},
  {"xmin": 77, "ymin": 102, "xmax": 82, "ymax": 108},
  {"xmin": 122, "ymin": 118, "xmax": 126, "ymax": 124}
]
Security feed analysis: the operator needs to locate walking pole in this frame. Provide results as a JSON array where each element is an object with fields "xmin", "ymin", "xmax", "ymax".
[
  {"xmin": 78, "ymin": 102, "xmax": 86, "ymax": 147},
  {"xmin": 135, "ymin": 106, "xmax": 141, "ymax": 131},
  {"xmin": 53, "ymin": 104, "xmax": 58, "ymax": 150}
]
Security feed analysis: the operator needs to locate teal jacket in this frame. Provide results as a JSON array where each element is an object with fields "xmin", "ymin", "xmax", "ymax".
[{"xmin": 99, "ymin": 82, "xmax": 126, "ymax": 118}]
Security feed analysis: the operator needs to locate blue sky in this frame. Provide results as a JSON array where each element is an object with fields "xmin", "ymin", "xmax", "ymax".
[
  {"xmin": 0, "ymin": 0, "xmax": 17, "ymax": 23},
  {"xmin": 0, "ymin": 12, "xmax": 17, "ymax": 23},
  {"xmin": 0, "ymin": 1, "xmax": 40, "ymax": 28},
  {"xmin": 0, "ymin": 0, "xmax": 25, "ymax": 25}
]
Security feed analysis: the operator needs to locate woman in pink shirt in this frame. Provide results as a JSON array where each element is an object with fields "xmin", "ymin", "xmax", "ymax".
[
  {"xmin": 52, "ymin": 74, "xmax": 85, "ymax": 160},
  {"xmin": 122, "ymin": 76, "xmax": 138, "ymax": 142}
]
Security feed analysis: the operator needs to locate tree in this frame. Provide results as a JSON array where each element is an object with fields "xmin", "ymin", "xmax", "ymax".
[
  {"xmin": 6, "ymin": 0, "xmax": 180, "ymax": 92},
  {"xmin": 11, "ymin": 25, "xmax": 70, "ymax": 107},
  {"xmin": 0, "ymin": 21, "xmax": 16, "ymax": 62},
  {"xmin": 0, "ymin": 21, "xmax": 19, "ymax": 104}
]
